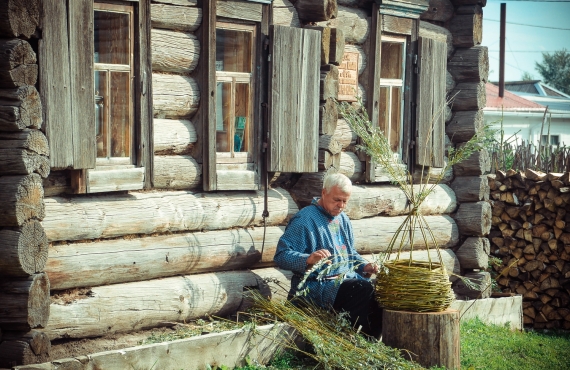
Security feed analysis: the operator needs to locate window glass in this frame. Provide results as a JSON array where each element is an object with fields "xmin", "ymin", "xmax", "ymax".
[
  {"xmin": 216, "ymin": 28, "xmax": 252, "ymax": 73},
  {"xmin": 380, "ymin": 42, "xmax": 403, "ymax": 80},
  {"xmin": 94, "ymin": 3, "xmax": 133, "ymax": 162}
]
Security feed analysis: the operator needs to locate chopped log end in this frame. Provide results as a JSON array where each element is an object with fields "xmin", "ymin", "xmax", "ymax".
[
  {"xmin": 0, "ymin": 0, "xmax": 41, "ymax": 39},
  {"xmin": 0, "ymin": 273, "xmax": 50, "ymax": 330},
  {"xmin": 0, "ymin": 220, "xmax": 48, "ymax": 276},
  {"xmin": 296, "ymin": 0, "xmax": 338, "ymax": 22}
]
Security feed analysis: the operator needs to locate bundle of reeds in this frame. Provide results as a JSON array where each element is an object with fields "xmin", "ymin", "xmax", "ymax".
[
  {"xmin": 249, "ymin": 290, "xmax": 424, "ymax": 370},
  {"xmin": 338, "ymin": 99, "xmax": 494, "ymax": 313}
]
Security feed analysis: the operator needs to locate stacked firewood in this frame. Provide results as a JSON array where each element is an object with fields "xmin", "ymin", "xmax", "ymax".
[{"xmin": 488, "ymin": 168, "xmax": 570, "ymax": 329}]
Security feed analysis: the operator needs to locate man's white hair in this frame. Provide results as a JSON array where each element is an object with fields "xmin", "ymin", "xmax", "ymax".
[{"xmin": 323, "ymin": 173, "xmax": 352, "ymax": 194}]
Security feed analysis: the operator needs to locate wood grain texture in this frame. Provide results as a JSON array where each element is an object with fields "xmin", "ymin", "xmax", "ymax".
[
  {"xmin": 453, "ymin": 147, "xmax": 490, "ymax": 176},
  {"xmin": 0, "ymin": 220, "xmax": 48, "ymax": 277},
  {"xmin": 448, "ymin": 46, "xmax": 489, "ymax": 82},
  {"xmin": 455, "ymin": 236, "xmax": 490, "ymax": 269},
  {"xmin": 152, "ymin": 73, "xmax": 200, "ymax": 119},
  {"xmin": 39, "ymin": 0, "xmax": 72, "ymax": 169},
  {"xmin": 0, "ymin": 86, "xmax": 42, "ymax": 132},
  {"xmin": 150, "ymin": 4, "xmax": 202, "ymax": 31},
  {"xmin": 317, "ymin": 6, "xmax": 370, "ymax": 44},
  {"xmin": 449, "ymin": 10, "xmax": 482, "ymax": 47},
  {"xmin": 152, "ymin": 0, "xmax": 198, "ymax": 6},
  {"xmin": 153, "ymin": 118, "xmax": 197, "ymax": 154},
  {"xmin": 338, "ymin": 151, "xmax": 363, "ymax": 181},
  {"xmin": 450, "ymin": 175, "xmax": 490, "ymax": 202},
  {"xmin": 451, "ymin": 81, "xmax": 486, "ymax": 111},
  {"xmin": 154, "ymin": 155, "xmax": 201, "ymax": 189},
  {"xmin": 295, "ymin": 0, "xmax": 338, "ymax": 22},
  {"xmin": 454, "ymin": 200, "xmax": 492, "ymax": 236},
  {"xmin": 0, "ymin": 273, "xmax": 50, "ymax": 331},
  {"xmin": 0, "ymin": 39, "xmax": 37, "ymax": 88},
  {"xmin": 446, "ymin": 110, "xmax": 483, "ymax": 143},
  {"xmin": 0, "ymin": 0, "xmax": 40, "ymax": 39},
  {"xmin": 319, "ymin": 98, "xmax": 338, "ymax": 135},
  {"xmin": 0, "ymin": 174, "xmax": 44, "ymax": 227},
  {"xmin": 87, "ymin": 167, "xmax": 145, "ymax": 193},
  {"xmin": 268, "ymin": 25, "xmax": 320, "ymax": 173},
  {"xmin": 418, "ymin": 20, "xmax": 453, "ymax": 58},
  {"xmin": 0, "ymin": 330, "xmax": 50, "ymax": 368},
  {"xmin": 45, "ymin": 268, "xmax": 292, "ymax": 339},
  {"xmin": 151, "ymin": 29, "xmax": 199, "ymax": 74},
  {"xmin": 217, "ymin": 0, "xmax": 262, "ymax": 22},
  {"xmin": 420, "ymin": 0, "xmax": 454, "ymax": 22},
  {"xmin": 272, "ymin": 0, "xmax": 301, "ymax": 27},
  {"xmin": 42, "ymin": 188, "xmax": 297, "ymax": 242},
  {"xmin": 382, "ymin": 309, "xmax": 460, "ymax": 369},
  {"xmin": 46, "ymin": 226, "xmax": 285, "ymax": 290},
  {"xmin": 0, "ymin": 128, "xmax": 50, "ymax": 177}
]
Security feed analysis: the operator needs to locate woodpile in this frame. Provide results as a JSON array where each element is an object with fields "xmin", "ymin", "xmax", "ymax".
[{"xmin": 488, "ymin": 169, "xmax": 570, "ymax": 329}]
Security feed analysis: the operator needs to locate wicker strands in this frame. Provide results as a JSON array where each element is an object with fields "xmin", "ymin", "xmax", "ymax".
[{"xmin": 375, "ymin": 261, "xmax": 455, "ymax": 312}]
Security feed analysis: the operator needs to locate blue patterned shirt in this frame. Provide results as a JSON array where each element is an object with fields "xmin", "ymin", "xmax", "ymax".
[{"xmin": 274, "ymin": 198, "xmax": 369, "ymax": 308}]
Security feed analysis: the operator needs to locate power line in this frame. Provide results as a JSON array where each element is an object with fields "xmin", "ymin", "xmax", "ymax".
[{"xmin": 484, "ymin": 18, "xmax": 570, "ymax": 31}]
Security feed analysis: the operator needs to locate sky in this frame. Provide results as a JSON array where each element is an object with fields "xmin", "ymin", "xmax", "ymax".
[{"xmin": 481, "ymin": 0, "xmax": 570, "ymax": 83}]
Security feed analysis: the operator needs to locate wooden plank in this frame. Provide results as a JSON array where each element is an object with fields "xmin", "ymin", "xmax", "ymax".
[
  {"xmin": 381, "ymin": 14, "xmax": 412, "ymax": 35},
  {"xmin": 87, "ymin": 167, "xmax": 145, "ymax": 193},
  {"xmin": 416, "ymin": 36, "xmax": 433, "ymax": 167},
  {"xmin": 202, "ymin": 0, "xmax": 216, "ymax": 190},
  {"xmin": 69, "ymin": 0, "xmax": 96, "ymax": 169},
  {"xmin": 366, "ymin": 4, "xmax": 381, "ymax": 182},
  {"xmin": 216, "ymin": 170, "xmax": 258, "ymax": 190},
  {"xmin": 41, "ymin": 188, "xmax": 298, "ymax": 242},
  {"xmin": 268, "ymin": 25, "xmax": 320, "ymax": 172},
  {"xmin": 40, "ymin": 0, "xmax": 73, "ymax": 169},
  {"xmin": 432, "ymin": 37, "xmax": 447, "ymax": 167},
  {"xmin": 217, "ymin": 0, "xmax": 262, "ymax": 22},
  {"xmin": 138, "ymin": 0, "xmax": 154, "ymax": 189},
  {"xmin": 152, "ymin": 0, "xmax": 198, "ymax": 6}
]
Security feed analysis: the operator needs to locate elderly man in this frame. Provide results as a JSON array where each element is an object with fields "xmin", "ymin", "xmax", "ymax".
[{"xmin": 274, "ymin": 173, "xmax": 381, "ymax": 337}]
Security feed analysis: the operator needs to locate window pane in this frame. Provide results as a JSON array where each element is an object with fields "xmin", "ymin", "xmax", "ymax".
[
  {"xmin": 379, "ymin": 86, "xmax": 389, "ymax": 134},
  {"xmin": 95, "ymin": 70, "xmax": 108, "ymax": 158},
  {"xmin": 234, "ymin": 83, "xmax": 250, "ymax": 152},
  {"xmin": 390, "ymin": 86, "xmax": 402, "ymax": 153},
  {"xmin": 94, "ymin": 10, "xmax": 130, "ymax": 65},
  {"xmin": 216, "ymin": 28, "xmax": 252, "ymax": 73},
  {"xmin": 216, "ymin": 82, "xmax": 232, "ymax": 152},
  {"xmin": 381, "ymin": 42, "xmax": 403, "ymax": 79},
  {"xmin": 110, "ymin": 72, "xmax": 130, "ymax": 157}
]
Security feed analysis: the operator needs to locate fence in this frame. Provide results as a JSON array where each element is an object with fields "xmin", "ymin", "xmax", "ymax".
[{"xmin": 489, "ymin": 140, "xmax": 570, "ymax": 173}]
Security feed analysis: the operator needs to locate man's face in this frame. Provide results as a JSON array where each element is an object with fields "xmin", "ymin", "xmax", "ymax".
[{"xmin": 320, "ymin": 185, "xmax": 351, "ymax": 216}]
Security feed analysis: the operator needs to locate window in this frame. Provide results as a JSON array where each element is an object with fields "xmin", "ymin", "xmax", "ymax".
[
  {"xmin": 379, "ymin": 36, "xmax": 406, "ymax": 155},
  {"xmin": 94, "ymin": 2, "xmax": 134, "ymax": 165},
  {"xmin": 215, "ymin": 23, "xmax": 256, "ymax": 164},
  {"xmin": 541, "ymin": 135, "xmax": 560, "ymax": 146}
]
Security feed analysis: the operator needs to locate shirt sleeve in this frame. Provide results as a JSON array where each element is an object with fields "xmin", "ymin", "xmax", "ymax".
[
  {"xmin": 344, "ymin": 215, "xmax": 368, "ymax": 275},
  {"xmin": 273, "ymin": 214, "xmax": 313, "ymax": 274}
]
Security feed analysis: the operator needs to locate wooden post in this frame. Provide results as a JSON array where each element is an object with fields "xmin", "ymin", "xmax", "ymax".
[{"xmin": 382, "ymin": 309, "xmax": 460, "ymax": 369}]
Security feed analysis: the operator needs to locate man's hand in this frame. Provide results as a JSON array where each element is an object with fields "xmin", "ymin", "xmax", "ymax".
[
  {"xmin": 363, "ymin": 263, "xmax": 378, "ymax": 277},
  {"xmin": 306, "ymin": 249, "xmax": 332, "ymax": 268}
]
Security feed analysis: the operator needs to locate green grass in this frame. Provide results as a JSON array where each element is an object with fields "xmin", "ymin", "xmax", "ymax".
[{"xmin": 460, "ymin": 318, "xmax": 570, "ymax": 370}]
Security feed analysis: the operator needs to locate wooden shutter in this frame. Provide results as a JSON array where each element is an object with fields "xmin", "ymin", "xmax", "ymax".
[
  {"xmin": 416, "ymin": 36, "xmax": 447, "ymax": 168},
  {"xmin": 40, "ymin": 0, "xmax": 95, "ymax": 170},
  {"xmin": 268, "ymin": 25, "xmax": 320, "ymax": 173}
]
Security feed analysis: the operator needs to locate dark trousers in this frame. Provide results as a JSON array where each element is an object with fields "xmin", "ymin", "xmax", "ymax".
[{"xmin": 332, "ymin": 278, "xmax": 383, "ymax": 338}]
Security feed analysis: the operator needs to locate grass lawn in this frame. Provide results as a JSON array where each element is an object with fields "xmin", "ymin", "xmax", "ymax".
[{"xmin": 232, "ymin": 318, "xmax": 570, "ymax": 370}]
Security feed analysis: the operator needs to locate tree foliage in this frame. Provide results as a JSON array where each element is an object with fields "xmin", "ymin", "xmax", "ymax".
[{"xmin": 535, "ymin": 48, "xmax": 570, "ymax": 95}]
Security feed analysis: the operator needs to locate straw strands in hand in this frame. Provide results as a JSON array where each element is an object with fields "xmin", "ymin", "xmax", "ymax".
[
  {"xmin": 249, "ymin": 290, "xmax": 424, "ymax": 370},
  {"xmin": 376, "ymin": 261, "xmax": 455, "ymax": 312}
]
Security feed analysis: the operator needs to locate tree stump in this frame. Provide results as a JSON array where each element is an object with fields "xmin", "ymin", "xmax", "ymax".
[{"xmin": 382, "ymin": 309, "xmax": 460, "ymax": 369}]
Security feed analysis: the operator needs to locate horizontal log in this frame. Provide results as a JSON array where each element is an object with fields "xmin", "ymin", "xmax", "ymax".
[
  {"xmin": 446, "ymin": 110, "xmax": 483, "ymax": 143},
  {"xmin": 154, "ymin": 155, "xmax": 201, "ymax": 190},
  {"xmin": 295, "ymin": 0, "xmax": 337, "ymax": 22},
  {"xmin": 45, "ymin": 268, "xmax": 292, "ymax": 340},
  {"xmin": 319, "ymin": 98, "xmax": 338, "ymax": 135},
  {"xmin": 272, "ymin": 0, "xmax": 301, "ymax": 28},
  {"xmin": 354, "ymin": 215, "xmax": 460, "ymax": 253},
  {"xmin": 450, "ymin": 175, "xmax": 489, "ymax": 202},
  {"xmin": 449, "ymin": 6, "xmax": 482, "ymax": 47},
  {"xmin": 0, "ymin": 330, "xmax": 50, "ymax": 368},
  {"xmin": 454, "ymin": 201, "xmax": 492, "ymax": 236},
  {"xmin": 42, "ymin": 188, "xmax": 297, "ymax": 242},
  {"xmin": 217, "ymin": 0, "xmax": 262, "ymax": 22},
  {"xmin": 333, "ymin": 119, "xmax": 356, "ymax": 149},
  {"xmin": 0, "ymin": 273, "xmax": 50, "ymax": 331},
  {"xmin": 319, "ymin": 134, "xmax": 342, "ymax": 155},
  {"xmin": 420, "ymin": 0, "xmax": 454, "ymax": 22},
  {"xmin": 0, "ymin": 39, "xmax": 37, "ymax": 88},
  {"xmin": 317, "ymin": 6, "xmax": 370, "ymax": 44},
  {"xmin": 152, "ymin": 0, "xmax": 198, "ymax": 6},
  {"xmin": 419, "ymin": 21, "xmax": 453, "ymax": 58},
  {"xmin": 318, "ymin": 150, "xmax": 340, "ymax": 170},
  {"xmin": 450, "ymin": 81, "xmax": 486, "ymax": 111},
  {"xmin": 46, "ymin": 226, "xmax": 284, "ymax": 290},
  {"xmin": 338, "ymin": 151, "xmax": 363, "ymax": 182},
  {"xmin": 151, "ymin": 29, "xmax": 199, "ymax": 74},
  {"xmin": 0, "ymin": 150, "xmax": 49, "ymax": 178},
  {"xmin": 0, "ymin": 174, "xmax": 44, "ymax": 227},
  {"xmin": 152, "ymin": 74, "xmax": 200, "ymax": 119},
  {"xmin": 153, "ymin": 118, "xmax": 197, "ymax": 154},
  {"xmin": 345, "ymin": 184, "xmax": 457, "ymax": 220},
  {"xmin": 0, "ymin": 129, "xmax": 49, "ymax": 156},
  {"xmin": 0, "ymin": 220, "xmax": 48, "ymax": 277},
  {"xmin": 448, "ymin": 46, "xmax": 489, "ymax": 82},
  {"xmin": 0, "ymin": 0, "xmax": 40, "ymax": 39},
  {"xmin": 150, "ymin": 4, "xmax": 201, "ymax": 32},
  {"xmin": 0, "ymin": 86, "xmax": 42, "ymax": 131},
  {"xmin": 455, "ymin": 236, "xmax": 490, "ymax": 269},
  {"xmin": 453, "ymin": 148, "xmax": 490, "ymax": 176},
  {"xmin": 320, "ymin": 64, "xmax": 339, "ymax": 101}
]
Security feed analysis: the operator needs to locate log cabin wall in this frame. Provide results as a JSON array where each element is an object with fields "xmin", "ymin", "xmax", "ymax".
[
  {"xmin": 488, "ymin": 169, "xmax": 570, "ymax": 330},
  {"xmin": 0, "ymin": 0, "xmax": 482, "ymax": 366}
]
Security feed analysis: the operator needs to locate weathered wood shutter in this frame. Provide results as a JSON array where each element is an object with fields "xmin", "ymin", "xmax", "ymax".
[
  {"xmin": 416, "ymin": 35, "xmax": 446, "ymax": 168},
  {"xmin": 268, "ymin": 25, "xmax": 320, "ymax": 173},
  {"xmin": 40, "ymin": 0, "xmax": 96, "ymax": 170}
]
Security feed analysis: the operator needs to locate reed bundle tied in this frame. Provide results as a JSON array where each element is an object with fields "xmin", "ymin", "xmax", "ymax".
[
  {"xmin": 249, "ymin": 289, "xmax": 424, "ymax": 370},
  {"xmin": 338, "ymin": 98, "xmax": 494, "ymax": 313}
]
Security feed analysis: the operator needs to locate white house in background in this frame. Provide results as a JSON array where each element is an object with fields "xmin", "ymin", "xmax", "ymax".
[{"xmin": 484, "ymin": 81, "xmax": 570, "ymax": 147}]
